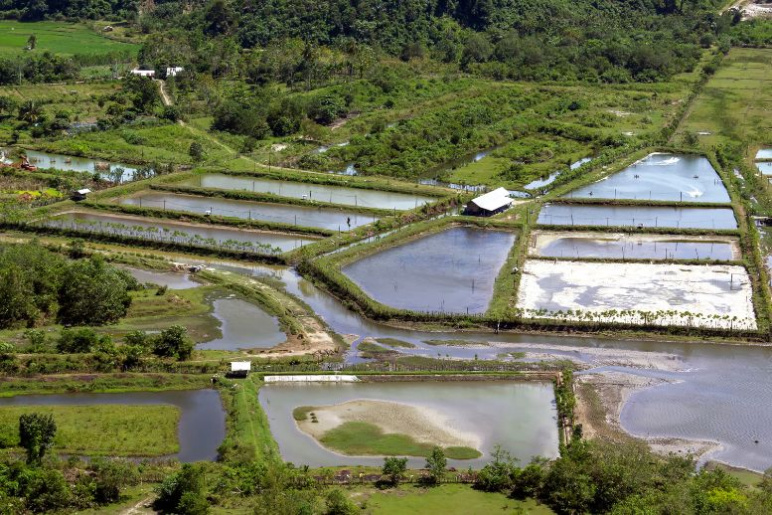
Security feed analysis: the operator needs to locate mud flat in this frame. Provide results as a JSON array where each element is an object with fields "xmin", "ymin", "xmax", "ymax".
[
  {"xmin": 529, "ymin": 231, "xmax": 740, "ymax": 261},
  {"xmin": 516, "ymin": 260, "xmax": 756, "ymax": 329},
  {"xmin": 296, "ymin": 399, "xmax": 480, "ymax": 455}
]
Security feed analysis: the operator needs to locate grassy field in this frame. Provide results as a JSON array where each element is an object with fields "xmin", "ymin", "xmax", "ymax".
[
  {"xmin": 0, "ymin": 404, "xmax": 179, "ymax": 456},
  {"xmin": 319, "ymin": 421, "xmax": 481, "ymax": 459},
  {"xmin": 0, "ymin": 21, "xmax": 138, "ymax": 56},
  {"xmin": 0, "ymin": 374, "xmax": 213, "ymax": 398},
  {"xmin": 675, "ymin": 48, "xmax": 772, "ymax": 152},
  {"xmin": 357, "ymin": 483, "xmax": 554, "ymax": 514}
]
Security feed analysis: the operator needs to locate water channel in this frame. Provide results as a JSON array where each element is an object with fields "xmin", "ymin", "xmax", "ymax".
[
  {"xmin": 0, "ymin": 390, "xmax": 225, "ymax": 462},
  {"xmin": 120, "ymin": 192, "xmax": 378, "ymax": 231},
  {"xmin": 176, "ymin": 173, "xmax": 434, "ymax": 211}
]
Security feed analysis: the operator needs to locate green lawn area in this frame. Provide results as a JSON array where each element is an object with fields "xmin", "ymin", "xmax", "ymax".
[
  {"xmin": 0, "ymin": 405, "xmax": 179, "ymax": 456},
  {"xmin": 358, "ymin": 483, "xmax": 554, "ymax": 514},
  {"xmin": 675, "ymin": 48, "xmax": 772, "ymax": 151},
  {"xmin": 319, "ymin": 421, "xmax": 481, "ymax": 459},
  {"xmin": 0, "ymin": 21, "xmax": 138, "ymax": 56}
]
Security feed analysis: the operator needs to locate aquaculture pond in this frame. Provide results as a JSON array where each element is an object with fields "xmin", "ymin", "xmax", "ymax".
[
  {"xmin": 205, "ymin": 262, "xmax": 772, "ymax": 471},
  {"xmin": 531, "ymin": 233, "xmax": 737, "ymax": 261},
  {"xmin": 565, "ymin": 154, "xmax": 730, "ymax": 203},
  {"xmin": 177, "ymin": 173, "xmax": 435, "ymax": 211},
  {"xmin": 537, "ymin": 204, "xmax": 737, "ymax": 230},
  {"xmin": 119, "ymin": 266, "xmax": 200, "ymax": 289},
  {"xmin": 342, "ymin": 227, "xmax": 516, "ymax": 313},
  {"xmin": 0, "ymin": 390, "xmax": 224, "ymax": 462},
  {"xmin": 756, "ymin": 162, "xmax": 772, "ymax": 175},
  {"xmin": 198, "ymin": 295, "xmax": 285, "ymax": 350},
  {"xmin": 120, "ymin": 192, "xmax": 378, "ymax": 231},
  {"xmin": 755, "ymin": 149, "xmax": 772, "ymax": 159},
  {"xmin": 23, "ymin": 150, "xmax": 139, "ymax": 182},
  {"xmin": 259, "ymin": 381, "xmax": 558, "ymax": 468},
  {"xmin": 43, "ymin": 211, "xmax": 318, "ymax": 253}
]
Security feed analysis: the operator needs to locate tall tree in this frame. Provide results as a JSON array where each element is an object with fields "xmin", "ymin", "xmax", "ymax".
[{"xmin": 19, "ymin": 412, "xmax": 57, "ymax": 465}]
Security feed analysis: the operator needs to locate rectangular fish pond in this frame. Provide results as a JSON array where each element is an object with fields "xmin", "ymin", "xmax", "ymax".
[
  {"xmin": 41, "ymin": 211, "xmax": 319, "ymax": 253},
  {"xmin": 119, "ymin": 192, "xmax": 379, "ymax": 231},
  {"xmin": 517, "ymin": 260, "xmax": 756, "ymax": 330},
  {"xmin": 176, "ymin": 173, "xmax": 435, "ymax": 211},
  {"xmin": 341, "ymin": 226, "xmax": 516, "ymax": 314},
  {"xmin": 259, "ymin": 381, "xmax": 559, "ymax": 468},
  {"xmin": 0, "ymin": 390, "xmax": 225, "ymax": 462},
  {"xmin": 537, "ymin": 204, "xmax": 737, "ymax": 230},
  {"xmin": 564, "ymin": 153, "xmax": 730, "ymax": 203},
  {"xmin": 530, "ymin": 231, "xmax": 739, "ymax": 261}
]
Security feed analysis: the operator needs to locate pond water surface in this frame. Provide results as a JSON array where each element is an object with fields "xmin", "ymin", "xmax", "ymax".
[
  {"xmin": 198, "ymin": 260, "xmax": 772, "ymax": 471},
  {"xmin": 43, "ymin": 211, "xmax": 317, "ymax": 253},
  {"xmin": 121, "ymin": 192, "xmax": 378, "ymax": 231},
  {"xmin": 0, "ymin": 390, "xmax": 224, "ymax": 462},
  {"xmin": 537, "ymin": 204, "xmax": 737, "ymax": 229},
  {"xmin": 342, "ymin": 227, "xmax": 515, "ymax": 313},
  {"xmin": 198, "ymin": 295, "xmax": 285, "ymax": 350},
  {"xmin": 24, "ymin": 150, "xmax": 139, "ymax": 182},
  {"xmin": 565, "ymin": 154, "xmax": 729, "ymax": 203},
  {"xmin": 177, "ymin": 173, "xmax": 433, "ymax": 211},
  {"xmin": 533, "ymin": 235, "xmax": 736, "ymax": 261},
  {"xmin": 259, "ymin": 382, "xmax": 558, "ymax": 468},
  {"xmin": 756, "ymin": 162, "xmax": 772, "ymax": 175},
  {"xmin": 119, "ymin": 266, "xmax": 199, "ymax": 289}
]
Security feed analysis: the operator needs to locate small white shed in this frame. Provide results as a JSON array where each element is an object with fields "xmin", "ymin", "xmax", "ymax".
[{"xmin": 230, "ymin": 361, "xmax": 251, "ymax": 377}]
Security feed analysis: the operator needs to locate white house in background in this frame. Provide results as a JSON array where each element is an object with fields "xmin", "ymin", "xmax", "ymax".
[
  {"xmin": 166, "ymin": 66, "xmax": 184, "ymax": 77},
  {"xmin": 465, "ymin": 187, "xmax": 514, "ymax": 216},
  {"xmin": 130, "ymin": 68, "xmax": 155, "ymax": 78}
]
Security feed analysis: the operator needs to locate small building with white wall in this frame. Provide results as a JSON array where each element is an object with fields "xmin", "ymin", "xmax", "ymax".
[
  {"xmin": 130, "ymin": 68, "xmax": 155, "ymax": 78},
  {"xmin": 465, "ymin": 187, "xmax": 514, "ymax": 216},
  {"xmin": 166, "ymin": 66, "xmax": 184, "ymax": 77}
]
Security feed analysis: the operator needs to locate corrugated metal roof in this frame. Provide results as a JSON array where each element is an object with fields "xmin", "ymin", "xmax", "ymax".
[{"xmin": 470, "ymin": 187, "xmax": 513, "ymax": 212}]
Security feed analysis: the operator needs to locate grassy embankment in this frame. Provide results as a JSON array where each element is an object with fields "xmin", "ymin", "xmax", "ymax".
[{"xmin": 0, "ymin": 405, "xmax": 179, "ymax": 456}]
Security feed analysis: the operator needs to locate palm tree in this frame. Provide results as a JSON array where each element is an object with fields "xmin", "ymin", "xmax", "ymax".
[{"xmin": 17, "ymin": 101, "xmax": 42, "ymax": 124}]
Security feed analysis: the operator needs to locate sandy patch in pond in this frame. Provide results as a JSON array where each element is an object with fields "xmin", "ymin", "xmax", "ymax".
[
  {"xmin": 517, "ymin": 260, "xmax": 756, "ymax": 330},
  {"xmin": 297, "ymin": 399, "xmax": 480, "ymax": 449}
]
